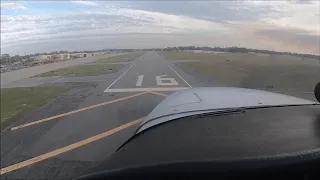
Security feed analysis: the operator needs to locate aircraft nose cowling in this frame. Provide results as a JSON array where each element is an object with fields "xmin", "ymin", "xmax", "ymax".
[{"xmin": 137, "ymin": 87, "xmax": 316, "ymax": 134}]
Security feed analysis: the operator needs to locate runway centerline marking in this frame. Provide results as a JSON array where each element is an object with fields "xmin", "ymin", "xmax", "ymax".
[
  {"xmin": 105, "ymin": 64, "xmax": 134, "ymax": 90},
  {"xmin": 10, "ymin": 92, "xmax": 148, "ymax": 131},
  {"xmin": 167, "ymin": 64, "xmax": 192, "ymax": 88},
  {"xmin": 1, "ymin": 118, "xmax": 144, "ymax": 175},
  {"xmin": 104, "ymin": 87, "xmax": 189, "ymax": 93}
]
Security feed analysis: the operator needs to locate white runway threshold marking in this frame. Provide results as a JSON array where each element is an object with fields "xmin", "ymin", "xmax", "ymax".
[{"xmin": 104, "ymin": 87, "xmax": 189, "ymax": 93}]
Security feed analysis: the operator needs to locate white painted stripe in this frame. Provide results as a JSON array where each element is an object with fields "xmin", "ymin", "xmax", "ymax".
[
  {"xmin": 104, "ymin": 87, "xmax": 189, "ymax": 93},
  {"xmin": 51, "ymin": 77, "xmax": 64, "ymax": 83},
  {"xmin": 105, "ymin": 64, "xmax": 134, "ymax": 90},
  {"xmin": 300, "ymin": 92, "xmax": 313, "ymax": 94},
  {"xmin": 167, "ymin": 64, "xmax": 192, "ymax": 88},
  {"xmin": 136, "ymin": 75, "xmax": 144, "ymax": 86},
  {"xmin": 65, "ymin": 80, "xmax": 107, "ymax": 83},
  {"xmin": 106, "ymin": 62, "xmax": 130, "ymax": 65}
]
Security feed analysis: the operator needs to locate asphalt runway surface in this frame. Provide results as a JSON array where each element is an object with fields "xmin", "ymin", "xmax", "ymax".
[{"xmin": 1, "ymin": 52, "xmax": 207, "ymax": 179}]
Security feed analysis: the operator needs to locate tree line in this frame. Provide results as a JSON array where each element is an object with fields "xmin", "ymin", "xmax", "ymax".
[
  {"xmin": 142, "ymin": 46, "xmax": 319, "ymax": 60},
  {"xmin": 2, "ymin": 46, "xmax": 319, "ymax": 65}
]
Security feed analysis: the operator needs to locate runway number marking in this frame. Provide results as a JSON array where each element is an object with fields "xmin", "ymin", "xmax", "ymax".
[
  {"xmin": 135, "ymin": 75, "xmax": 179, "ymax": 86},
  {"xmin": 136, "ymin": 75, "xmax": 144, "ymax": 86},
  {"xmin": 156, "ymin": 75, "xmax": 178, "ymax": 86}
]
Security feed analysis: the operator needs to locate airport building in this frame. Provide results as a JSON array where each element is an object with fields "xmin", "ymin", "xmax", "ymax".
[
  {"xmin": 30, "ymin": 52, "xmax": 101, "ymax": 66},
  {"xmin": 70, "ymin": 52, "xmax": 101, "ymax": 59},
  {"xmin": 31, "ymin": 53, "xmax": 71, "ymax": 66}
]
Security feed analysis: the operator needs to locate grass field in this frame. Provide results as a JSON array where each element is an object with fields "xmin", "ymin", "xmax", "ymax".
[
  {"xmin": 161, "ymin": 51, "xmax": 320, "ymax": 100},
  {"xmin": 34, "ymin": 63, "xmax": 123, "ymax": 77},
  {"xmin": 1, "ymin": 86, "xmax": 70, "ymax": 130},
  {"xmin": 160, "ymin": 51, "xmax": 319, "ymax": 64},
  {"xmin": 98, "ymin": 52, "xmax": 143, "ymax": 63}
]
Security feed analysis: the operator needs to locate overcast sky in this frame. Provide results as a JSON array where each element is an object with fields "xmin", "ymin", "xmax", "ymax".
[{"xmin": 1, "ymin": 1, "xmax": 319, "ymax": 55}]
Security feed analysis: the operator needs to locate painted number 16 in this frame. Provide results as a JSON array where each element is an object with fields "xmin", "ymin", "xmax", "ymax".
[{"xmin": 136, "ymin": 75, "xmax": 178, "ymax": 86}]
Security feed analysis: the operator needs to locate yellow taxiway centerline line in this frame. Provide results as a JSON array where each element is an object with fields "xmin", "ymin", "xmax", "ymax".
[
  {"xmin": 1, "ymin": 118, "xmax": 144, "ymax": 175},
  {"xmin": 148, "ymin": 91, "xmax": 169, "ymax": 97},
  {"xmin": 10, "ymin": 92, "xmax": 148, "ymax": 131},
  {"xmin": 1, "ymin": 90, "xmax": 171, "ymax": 174}
]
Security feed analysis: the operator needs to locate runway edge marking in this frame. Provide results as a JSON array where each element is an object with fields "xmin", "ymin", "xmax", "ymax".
[
  {"xmin": 104, "ymin": 64, "xmax": 134, "ymax": 91},
  {"xmin": 167, "ymin": 64, "xmax": 192, "ymax": 88}
]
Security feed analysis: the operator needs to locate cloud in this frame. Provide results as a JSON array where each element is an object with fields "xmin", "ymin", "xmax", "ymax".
[
  {"xmin": 1, "ymin": 1, "xmax": 319, "ymax": 55},
  {"xmin": 239, "ymin": 1, "xmax": 319, "ymax": 32},
  {"xmin": 1, "ymin": 7, "xmax": 231, "ymax": 47},
  {"xmin": 71, "ymin": 1, "xmax": 99, "ymax": 6},
  {"xmin": 255, "ymin": 27, "xmax": 320, "ymax": 54},
  {"xmin": 1, "ymin": 2, "xmax": 27, "ymax": 10}
]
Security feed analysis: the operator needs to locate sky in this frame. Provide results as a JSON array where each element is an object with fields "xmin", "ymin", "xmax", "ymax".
[{"xmin": 1, "ymin": 0, "xmax": 319, "ymax": 55}]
